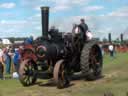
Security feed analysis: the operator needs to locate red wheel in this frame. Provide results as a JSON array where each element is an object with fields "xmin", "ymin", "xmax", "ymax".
[
  {"xmin": 53, "ymin": 60, "xmax": 70, "ymax": 89},
  {"xmin": 19, "ymin": 59, "xmax": 37, "ymax": 86}
]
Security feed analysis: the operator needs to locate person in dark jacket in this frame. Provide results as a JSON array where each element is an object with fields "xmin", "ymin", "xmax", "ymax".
[{"xmin": 79, "ymin": 18, "xmax": 89, "ymax": 41}]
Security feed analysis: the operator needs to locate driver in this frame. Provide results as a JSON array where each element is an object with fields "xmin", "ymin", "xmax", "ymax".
[{"xmin": 79, "ymin": 18, "xmax": 89, "ymax": 41}]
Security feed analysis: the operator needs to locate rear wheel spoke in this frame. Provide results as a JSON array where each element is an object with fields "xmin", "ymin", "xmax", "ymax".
[{"xmin": 89, "ymin": 45, "xmax": 102, "ymax": 76}]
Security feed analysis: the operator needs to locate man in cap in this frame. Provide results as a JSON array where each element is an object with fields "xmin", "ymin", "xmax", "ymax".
[{"xmin": 79, "ymin": 18, "xmax": 89, "ymax": 41}]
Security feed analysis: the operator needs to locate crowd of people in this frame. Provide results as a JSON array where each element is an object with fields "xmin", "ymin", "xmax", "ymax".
[
  {"xmin": 0, "ymin": 36, "xmax": 34, "ymax": 80},
  {"xmin": 0, "ymin": 46, "xmax": 21, "ymax": 80}
]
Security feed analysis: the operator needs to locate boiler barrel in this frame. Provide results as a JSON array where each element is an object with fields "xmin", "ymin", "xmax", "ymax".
[{"xmin": 36, "ymin": 43, "xmax": 64, "ymax": 60}]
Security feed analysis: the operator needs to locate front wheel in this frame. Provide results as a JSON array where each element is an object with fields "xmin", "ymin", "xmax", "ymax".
[
  {"xmin": 19, "ymin": 59, "xmax": 37, "ymax": 86},
  {"xmin": 53, "ymin": 60, "xmax": 70, "ymax": 89}
]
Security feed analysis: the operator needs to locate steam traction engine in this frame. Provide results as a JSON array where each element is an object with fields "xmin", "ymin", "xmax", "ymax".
[{"xmin": 19, "ymin": 7, "xmax": 103, "ymax": 89}]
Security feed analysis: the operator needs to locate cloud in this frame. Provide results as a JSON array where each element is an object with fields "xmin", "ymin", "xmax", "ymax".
[
  {"xmin": 0, "ymin": 0, "xmax": 127, "ymax": 40},
  {"xmin": 71, "ymin": 0, "xmax": 90, "ymax": 5},
  {"xmin": 21, "ymin": 0, "xmax": 41, "ymax": 7},
  {"xmin": 108, "ymin": 6, "xmax": 128, "ymax": 16},
  {"xmin": 93, "ymin": 15, "xmax": 128, "ymax": 39},
  {"xmin": 1, "ymin": 14, "xmax": 127, "ymax": 39},
  {"xmin": 0, "ymin": 19, "xmax": 41, "ymax": 38},
  {"xmin": 35, "ymin": 4, "xmax": 70, "ymax": 12},
  {"xmin": 83, "ymin": 6, "xmax": 104, "ymax": 12},
  {"xmin": 0, "ymin": 20, "xmax": 27, "ymax": 25},
  {"xmin": 34, "ymin": 6, "xmax": 40, "ymax": 11},
  {"xmin": 0, "ymin": 2, "xmax": 16, "ymax": 9},
  {"xmin": 51, "ymin": 0, "xmax": 92, "ymax": 12},
  {"xmin": 109, "ymin": 12, "xmax": 128, "ymax": 17},
  {"xmin": 27, "ymin": 0, "xmax": 92, "ymax": 12},
  {"xmin": 49, "ymin": 0, "xmax": 92, "ymax": 5},
  {"xmin": 49, "ymin": 14, "xmax": 128, "ymax": 40},
  {"xmin": 51, "ymin": 5, "xmax": 70, "ymax": 12}
]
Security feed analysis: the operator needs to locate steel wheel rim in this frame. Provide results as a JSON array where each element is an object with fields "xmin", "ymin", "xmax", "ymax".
[
  {"xmin": 54, "ymin": 60, "xmax": 69, "ymax": 88},
  {"xmin": 89, "ymin": 45, "xmax": 102, "ymax": 75}
]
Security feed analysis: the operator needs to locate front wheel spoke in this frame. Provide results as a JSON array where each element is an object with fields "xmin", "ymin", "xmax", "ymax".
[{"xmin": 26, "ymin": 76, "xmax": 31, "ymax": 85}]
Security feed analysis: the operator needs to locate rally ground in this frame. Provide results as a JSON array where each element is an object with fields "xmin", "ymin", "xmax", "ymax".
[{"xmin": 0, "ymin": 52, "xmax": 128, "ymax": 96}]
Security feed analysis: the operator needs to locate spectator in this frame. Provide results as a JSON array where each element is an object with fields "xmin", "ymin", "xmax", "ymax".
[
  {"xmin": 108, "ymin": 43, "xmax": 114, "ymax": 57},
  {"xmin": 13, "ymin": 48, "xmax": 20, "ymax": 72},
  {"xmin": 0, "ymin": 48, "xmax": 4, "ymax": 79},
  {"xmin": 3, "ymin": 48, "xmax": 11, "ymax": 74}
]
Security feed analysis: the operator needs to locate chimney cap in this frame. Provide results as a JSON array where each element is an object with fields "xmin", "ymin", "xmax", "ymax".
[{"xmin": 40, "ymin": 6, "xmax": 49, "ymax": 10}]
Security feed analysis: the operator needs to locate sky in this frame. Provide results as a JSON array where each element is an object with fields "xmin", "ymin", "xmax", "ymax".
[{"xmin": 0, "ymin": 0, "xmax": 128, "ymax": 40}]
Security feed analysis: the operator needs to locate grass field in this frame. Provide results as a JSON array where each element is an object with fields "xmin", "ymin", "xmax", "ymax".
[{"xmin": 0, "ymin": 52, "xmax": 128, "ymax": 96}]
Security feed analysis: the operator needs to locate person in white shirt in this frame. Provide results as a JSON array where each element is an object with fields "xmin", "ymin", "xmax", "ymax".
[
  {"xmin": 0, "ymin": 48, "xmax": 4, "ymax": 79},
  {"xmin": 108, "ymin": 44, "xmax": 114, "ymax": 57}
]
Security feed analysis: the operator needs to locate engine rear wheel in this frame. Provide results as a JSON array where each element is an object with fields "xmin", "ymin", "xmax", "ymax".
[
  {"xmin": 53, "ymin": 60, "xmax": 70, "ymax": 89},
  {"xmin": 80, "ymin": 40, "xmax": 103, "ymax": 80},
  {"xmin": 19, "ymin": 59, "xmax": 37, "ymax": 86}
]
